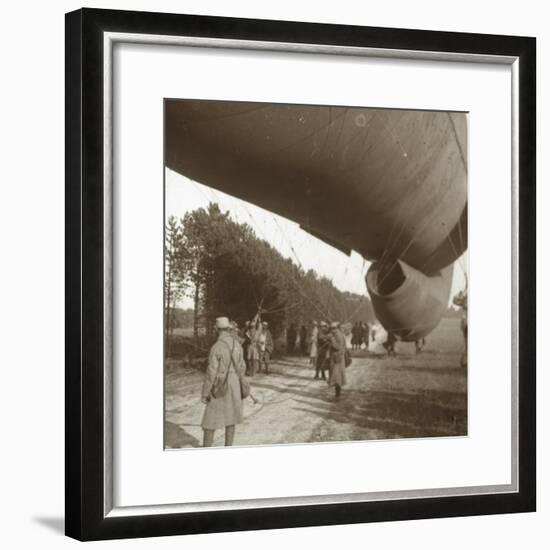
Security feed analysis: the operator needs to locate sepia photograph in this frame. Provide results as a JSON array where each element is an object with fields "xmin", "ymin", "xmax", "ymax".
[{"xmin": 163, "ymin": 99, "xmax": 468, "ymax": 449}]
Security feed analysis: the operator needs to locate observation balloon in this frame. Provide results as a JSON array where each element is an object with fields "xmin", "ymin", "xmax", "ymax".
[{"xmin": 165, "ymin": 100, "xmax": 467, "ymax": 340}]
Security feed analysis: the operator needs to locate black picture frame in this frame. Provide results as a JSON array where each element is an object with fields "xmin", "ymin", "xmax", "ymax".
[{"xmin": 65, "ymin": 7, "xmax": 536, "ymax": 541}]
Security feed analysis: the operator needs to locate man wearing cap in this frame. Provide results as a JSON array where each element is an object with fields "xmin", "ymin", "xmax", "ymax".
[
  {"xmin": 328, "ymin": 321, "xmax": 347, "ymax": 399},
  {"xmin": 383, "ymin": 330, "xmax": 397, "ymax": 356},
  {"xmin": 241, "ymin": 321, "xmax": 252, "ymax": 373},
  {"xmin": 260, "ymin": 321, "xmax": 274, "ymax": 374},
  {"xmin": 315, "ymin": 321, "xmax": 330, "ymax": 380},
  {"xmin": 201, "ymin": 316, "xmax": 246, "ymax": 447},
  {"xmin": 229, "ymin": 320, "xmax": 242, "ymax": 343}
]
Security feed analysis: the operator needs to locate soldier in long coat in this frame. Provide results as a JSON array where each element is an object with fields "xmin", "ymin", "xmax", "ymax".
[
  {"xmin": 328, "ymin": 322, "xmax": 347, "ymax": 399},
  {"xmin": 246, "ymin": 316, "xmax": 262, "ymax": 376},
  {"xmin": 241, "ymin": 321, "xmax": 252, "ymax": 373},
  {"xmin": 315, "ymin": 322, "xmax": 330, "ymax": 380},
  {"xmin": 360, "ymin": 322, "xmax": 370, "ymax": 349},
  {"xmin": 201, "ymin": 317, "xmax": 246, "ymax": 447},
  {"xmin": 351, "ymin": 322, "xmax": 361, "ymax": 350},
  {"xmin": 260, "ymin": 321, "xmax": 274, "ymax": 374},
  {"xmin": 383, "ymin": 330, "xmax": 397, "ymax": 356}
]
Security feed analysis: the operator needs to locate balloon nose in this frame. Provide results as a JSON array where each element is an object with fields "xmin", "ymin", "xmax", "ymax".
[{"xmin": 366, "ymin": 260, "xmax": 453, "ymax": 341}]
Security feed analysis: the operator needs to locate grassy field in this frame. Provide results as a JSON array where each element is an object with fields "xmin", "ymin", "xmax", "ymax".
[{"xmin": 390, "ymin": 317, "xmax": 464, "ymax": 354}]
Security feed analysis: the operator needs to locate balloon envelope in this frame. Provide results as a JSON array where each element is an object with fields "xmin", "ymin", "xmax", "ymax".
[{"xmin": 165, "ymin": 100, "xmax": 467, "ymax": 339}]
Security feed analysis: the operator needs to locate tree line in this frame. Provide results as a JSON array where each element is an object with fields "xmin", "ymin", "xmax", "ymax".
[{"xmin": 165, "ymin": 203, "xmax": 374, "ymax": 346}]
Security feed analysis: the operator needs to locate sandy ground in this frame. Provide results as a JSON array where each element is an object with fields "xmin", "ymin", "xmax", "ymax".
[{"xmin": 165, "ymin": 320, "xmax": 467, "ymax": 449}]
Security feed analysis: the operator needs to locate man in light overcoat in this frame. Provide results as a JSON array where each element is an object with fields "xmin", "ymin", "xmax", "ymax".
[
  {"xmin": 201, "ymin": 316, "xmax": 246, "ymax": 447},
  {"xmin": 260, "ymin": 321, "xmax": 274, "ymax": 374},
  {"xmin": 328, "ymin": 321, "xmax": 347, "ymax": 400}
]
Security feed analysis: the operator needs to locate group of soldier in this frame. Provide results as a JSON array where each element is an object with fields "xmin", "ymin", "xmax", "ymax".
[
  {"xmin": 199, "ymin": 300, "xmax": 467, "ymax": 446},
  {"xmin": 225, "ymin": 314, "xmax": 274, "ymax": 376},
  {"xmin": 222, "ymin": 316, "xmax": 351, "ymax": 388},
  {"xmin": 306, "ymin": 321, "xmax": 349, "ymax": 399},
  {"xmin": 200, "ymin": 315, "xmax": 350, "ymax": 447},
  {"xmin": 350, "ymin": 321, "xmax": 370, "ymax": 351}
]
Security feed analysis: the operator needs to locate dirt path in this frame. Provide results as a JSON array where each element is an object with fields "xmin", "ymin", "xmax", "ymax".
[{"xmin": 165, "ymin": 348, "xmax": 467, "ymax": 449}]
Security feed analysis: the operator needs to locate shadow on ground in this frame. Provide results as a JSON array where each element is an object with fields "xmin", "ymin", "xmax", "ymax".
[
  {"xmin": 251, "ymin": 381, "xmax": 334, "ymax": 404},
  {"xmin": 33, "ymin": 517, "xmax": 65, "ymax": 535},
  {"xmin": 292, "ymin": 386, "xmax": 467, "ymax": 439},
  {"xmin": 165, "ymin": 421, "xmax": 200, "ymax": 448}
]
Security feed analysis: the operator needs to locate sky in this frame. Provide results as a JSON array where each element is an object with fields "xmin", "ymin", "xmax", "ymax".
[{"xmin": 165, "ymin": 168, "xmax": 468, "ymax": 310}]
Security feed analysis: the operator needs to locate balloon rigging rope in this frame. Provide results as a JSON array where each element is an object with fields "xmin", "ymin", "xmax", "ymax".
[
  {"xmin": 370, "ymin": 116, "xmax": 440, "ymax": 290},
  {"xmin": 270, "ymin": 214, "xmax": 342, "ymax": 321},
  {"xmin": 376, "ymin": 185, "xmax": 468, "ymax": 292},
  {"xmin": 186, "ymin": 177, "xmax": 266, "ymax": 305},
  {"xmin": 234, "ymin": 197, "xmax": 333, "ymax": 321},
  {"xmin": 377, "ymin": 181, "xmax": 435, "ymax": 271},
  {"xmin": 446, "ymin": 112, "xmax": 468, "ymax": 176},
  {"xmin": 186, "ymin": 105, "xmax": 268, "ymax": 125},
  {"xmin": 373, "ymin": 113, "xmax": 468, "ymax": 291},
  {"xmin": 374, "ymin": 113, "xmax": 441, "ymax": 269}
]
